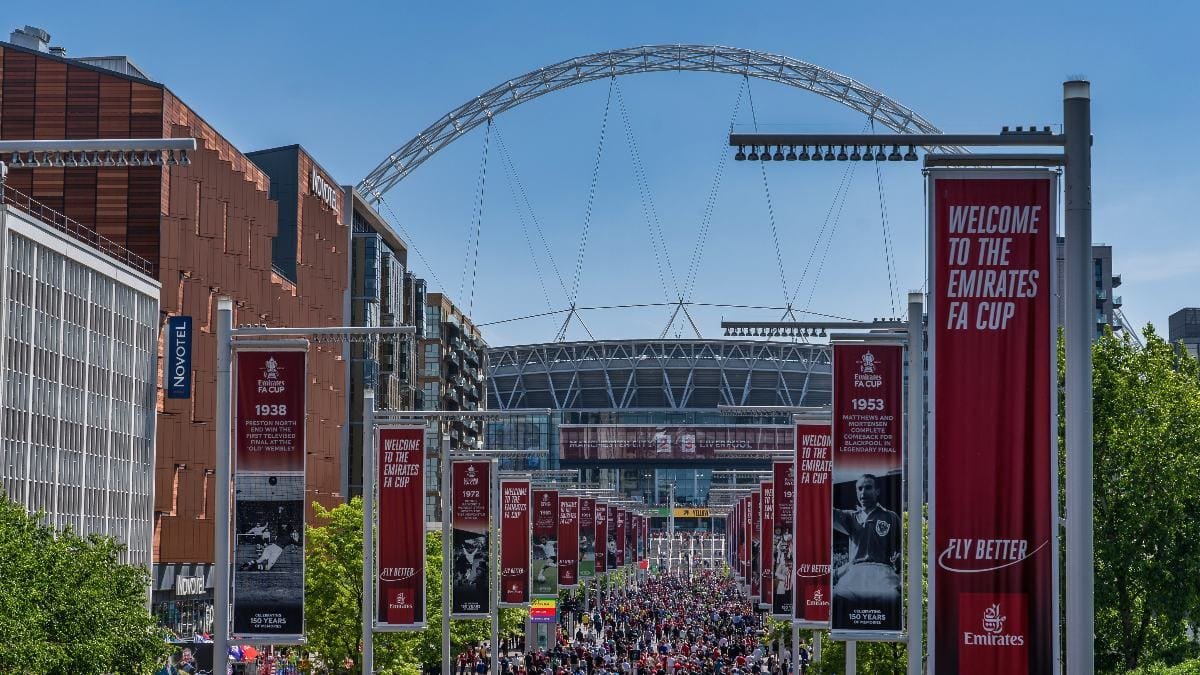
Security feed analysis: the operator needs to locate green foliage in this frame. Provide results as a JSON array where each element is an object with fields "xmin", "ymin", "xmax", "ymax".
[
  {"xmin": 0, "ymin": 495, "xmax": 170, "ymax": 674},
  {"xmin": 305, "ymin": 499, "xmax": 528, "ymax": 674},
  {"xmin": 1085, "ymin": 327, "xmax": 1200, "ymax": 672}
]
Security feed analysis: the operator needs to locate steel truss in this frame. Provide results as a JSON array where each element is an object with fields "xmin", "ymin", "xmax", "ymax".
[
  {"xmin": 358, "ymin": 45, "xmax": 946, "ymax": 200},
  {"xmin": 487, "ymin": 339, "xmax": 831, "ymax": 410}
]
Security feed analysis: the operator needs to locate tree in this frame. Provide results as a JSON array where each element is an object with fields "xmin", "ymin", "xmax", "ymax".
[
  {"xmin": 1085, "ymin": 327, "xmax": 1200, "ymax": 672},
  {"xmin": 306, "ymin": 498, "xmax": 528, "ymax": 674},
  {"xmin": 0, "ymin": 495, "xmax": 170, "ymax": 674}
]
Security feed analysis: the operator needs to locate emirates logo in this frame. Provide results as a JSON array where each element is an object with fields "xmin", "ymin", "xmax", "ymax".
[{"xmin": 982, "ymin": 604, "xmax": 1005, "ymax": 634}]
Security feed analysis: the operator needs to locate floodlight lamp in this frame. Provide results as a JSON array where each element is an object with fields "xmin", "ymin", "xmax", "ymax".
[
  {"xmin": 888, "ymin": 145, "xmax": 902, "ymax": 161},
  {"xmin": 849, "ymin": 146, "xmax": 862, "ymax": 161},
  {"xmin": 761, "ymin": 146, "xmax": 772, "ymax": 161},
  {"xmin": 772, "ymin": 147, "xmax": 784, "ymax": 161},
  {"xmin": 874, "ymin": 147, "xmax": 887, "ymax": 161},
  {"xmin": 179, "ymin": 149, "xmax": 191, "ymax": 166},
  {"xmin": 130, "ymin": 151, "xmax": 142, "ymax": 167},
  {"xmin": 747, "ymin": 147, "xmax": 760, "ymax": 161},
  {"xmin": 904, "ymin": 145, "xmax": 918, "ymax": 161},
  {"xmin": 143, "ymin": 150, "xmax": 156, "ymax": 166},
  {"xmin": 103, "ymin": 151, "xmax": 115, "ymax": 167},
  {"xmin": 26, "ymin": 152, "xmax": 38, "ymax": 167},
  {"xmin": 836, "ymin": 146, "xmax": 848, "ymax": 161},
  {"xmin": 735, "ymin": 146, "xmax": 746, "ymax": 161},
  {"xmin": 52, "ymin": 152, "xmax": 65, "ymax": 168},
  {"xmin": 65, "ymin": 152, "xmax": 79, "ymax": 168},
  {"xmin": 823, "ymin": 147, "xmax": 835, "ymax": 161},
  {"xmin": 811, "ymin": 145, "xmax": 823, "ymax": 161},
  {"xmin": 798, "ymin": 146, "xmax": 810, "ymax": 161},
  {"xmin": 785, "ymin": 146, "xmax": 797, "ymax": 161}
]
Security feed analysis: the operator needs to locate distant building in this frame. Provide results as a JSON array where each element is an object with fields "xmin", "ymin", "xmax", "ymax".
[
  {"xmin": 417, "ymin": 292, "xmax": 487, "ymax": 519},
  {"xmin": 1169, "ymin": 309, "xmax": 1200, "ymax": 359},
  {"xmin": 342, "ymin": 188, "xmax": 426, "ymax": 498},
  {"xmin": 1055, "ymin": 238, "xmax": 1123, "ymax": 338},
  {"xmin": 0, "ymin": 187, "xmax": 160, "ymax": 568}
]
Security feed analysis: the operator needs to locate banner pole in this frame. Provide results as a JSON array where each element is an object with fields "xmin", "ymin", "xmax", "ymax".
[
  {"xmin": 1064, "ymin": 78, "xmax": 1094, "ymax": 675},
  {"xmin": 362, "ymin": 390, "xmax": 375, "ymax": 674},
  {"xmin": 442, "ymin": 439, "xmax": 452, "ymax": 675},
  {"xmin": 846, "ymin": 640, "xmax": 856, "ymax": 674},
  {"xmin": 813, "ymin": 631, "xmax": 821, "ymax": 662},
  {"xmin": 791, "ymin": 623, "xmax": 800, "ymax": 675},
  {"xmin": 213, "ymin": 298, "xmax": 232, "ymax": 674},
  {"xmin": 906, "ymin": 292, "xmax": 924, "ymax": 675},
  {"xmin": 491, "ymin": 460, "xmax": 500, "ymax": 675}
]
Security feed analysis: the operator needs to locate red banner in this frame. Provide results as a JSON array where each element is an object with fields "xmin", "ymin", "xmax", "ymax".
[
  {"xmin": 235, "ymin": 350, "xmax": 306, "ymax": 473},
  {"xmin": 500, "ymin": 480, "xmax": 530, "ymax": 606},
  {"xmin": 594, "ymin": 503, "xmax": 608, "ymax": 575},
  {"xmin": 558, "ymin": 497, "xmax": 580, "ymax": 587},
  {"xmin": 773, "ymin": 460, "xmax": 795, "ymax": 618},
  {"xmin": 794, "ymin": 423, "xmax": 832, "ymax": 625},
  {"xmin": 451, "ymin": 461, "xmax": 491, "ymax": 617},
  {"xmin": 614, "ymin": 509, "xmax": 626, "ymax": 568},
  {"xmin": 749, "ymin": 491, "xmax": 761, "ymax": 599},
  {"xmin": 930, "ymin": 172, "xmax": 1056, "ymax": 673},
  {"xmin": 579, "ymin": 498, "xmax": 596, "ymax": 579},
  {"xmin": 734, "ymin": 494, "xmax": 744, "ymax": 578},
  {"xmin": 559, "ymin": 424, "xmax": 793, "ymax": 460},
  {"xmin": 376, "ymin": 426, "xmax": 425, "ymax": 629},
  {"xmin": 531, "ymin": 490, "xmax": 558, "ymax": 596},
  {"xmin": 760, "ymin": 482, "xmax": 774, "ymax": 608},
  {"xmin": 832, "ymin": 342, "xmax": 904, "ymax": 635}
]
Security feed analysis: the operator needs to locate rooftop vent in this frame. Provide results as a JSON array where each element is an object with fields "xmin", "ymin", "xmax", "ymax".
[{"xmin": 10, "ymin": 25, "xmax": 50, "ymax": 52}]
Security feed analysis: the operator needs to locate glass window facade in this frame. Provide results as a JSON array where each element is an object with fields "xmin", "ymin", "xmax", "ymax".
[{"xmin": 1, "ymin": 217, "xmax": 159, "ymax": 567}]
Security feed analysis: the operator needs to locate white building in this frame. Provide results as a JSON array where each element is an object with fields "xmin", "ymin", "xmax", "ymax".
[{"xmin": 0, "ymin": 188, "xmax": 160, "ymax": 567}]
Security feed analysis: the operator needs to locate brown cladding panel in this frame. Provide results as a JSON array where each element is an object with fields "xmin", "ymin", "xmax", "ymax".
[
  {"xmin": 1, "ymin": 49, "xmax": 36, "ymax": 139},
  {"xmin": 97, "ymin": 77, "xmax": 131, "ymax": 138},
  {"xmin": 33, "ymin": 58, "xmax": 66, "ymax": 139},
  {"xmin": 65, "ymin": 67, "xmax": 99, "ymax": 139}
]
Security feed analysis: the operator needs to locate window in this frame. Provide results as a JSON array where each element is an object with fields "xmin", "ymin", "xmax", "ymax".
[
  {"xmin": 422, "ymin": 382, "xmax": 440, "ymax": 410},
  {"xmin": 423, "ymin": 343, "xmax": 441, "ymax": 376},
  {"xmin": 424, "ymin": 305, "xmax": 441, "ymax": 339}
]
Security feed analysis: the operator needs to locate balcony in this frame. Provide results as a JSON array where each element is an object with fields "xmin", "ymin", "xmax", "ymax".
[
  {"xmin": 1113, "ymin": 295, "xmax": 1123, "ymax": 308},
  {"xmin": 1112, "ymin": 274, "xmax": 1122, "ymax": 288}
]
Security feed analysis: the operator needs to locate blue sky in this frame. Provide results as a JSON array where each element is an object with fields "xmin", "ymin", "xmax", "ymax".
[{"xmin": 20, "ymin": 2, "xmax": 1198, "ymax": 346}]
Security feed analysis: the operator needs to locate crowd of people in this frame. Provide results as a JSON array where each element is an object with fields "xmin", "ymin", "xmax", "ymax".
[{"xmin": 458, "ymin": 569, "xmax": 811, "ymax": 675}]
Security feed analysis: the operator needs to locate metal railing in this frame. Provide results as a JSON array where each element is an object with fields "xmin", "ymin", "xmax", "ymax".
[{"xmin": 1, "ymin": 183, "xmax": 156, "ymax": 277}]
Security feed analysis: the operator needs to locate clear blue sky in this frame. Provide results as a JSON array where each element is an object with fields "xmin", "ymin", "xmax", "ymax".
[{"xmin": 20, "ymin": 2, "xmax": 1198, "ymax": 346}]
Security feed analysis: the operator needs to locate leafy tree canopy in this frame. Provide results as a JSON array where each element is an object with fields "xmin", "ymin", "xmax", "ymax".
[{"xmin": 0, "ymin": 496, "xmax": 170, "ymax": 674}]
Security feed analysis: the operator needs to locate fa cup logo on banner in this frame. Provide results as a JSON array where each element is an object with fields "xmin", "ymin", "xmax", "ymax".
[
  {"xmin": 854, "ymin": 351, "xmax": 883, "ymax": 389},
  {"xmin": 258, "ymin": 356, "xmax": 286, "ymax": 393},
  {"xmin": 464, "ymin": 465, "xmax": 479, "ymax": 486}
]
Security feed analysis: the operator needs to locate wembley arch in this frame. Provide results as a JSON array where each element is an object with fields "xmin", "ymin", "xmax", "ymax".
[{"xmin": 357, "ymin": 44, "xmax": 951, "ymax": 200}]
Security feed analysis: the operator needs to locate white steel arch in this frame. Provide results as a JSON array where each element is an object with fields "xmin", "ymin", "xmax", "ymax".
[{"xmin": 358, "ymin": 44, "xmax": 949, "ymax": 200}]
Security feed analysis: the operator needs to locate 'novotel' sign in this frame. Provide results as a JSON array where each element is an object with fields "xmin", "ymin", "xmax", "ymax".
[
  {"xmin": 310, "ymin": 167, "xmax": 339, "ymax": 214},
  {"xmin": 166, "ymin": 316, "xmax": 192, "ymax": 399}
]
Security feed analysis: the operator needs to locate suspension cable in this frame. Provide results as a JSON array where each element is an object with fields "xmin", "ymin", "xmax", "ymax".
[
  {"xmin": 375, "ymin": 193, "xmax": 445, "ymax": 291},
  {"xmin": 613, "ymin": 80, "xmax": 679, "ymax": 303},
  {"xmin": 464, "ymin": 117, "xmax": 492, "ymax": 315},
  {"xmin": 787, "ymin": 119, "xmax": 870, "ymax": 309},
  {"xmin": 745, "ymin": 78, "xmax": 790, "ymax": 307},
  {"xmin": 683, "ymin": 78, "xmax": 747, "ymax": 302},
  {"xmin": 871, "ymin": 118, "xmax": 900, "ymax": 316},
  {"xmin": 494, "ymin": 125, "xmax": 556, "ymax": 312},
  {"xmin": 570, "ymin": 77, "xmax": 615, "ymax": 305}
]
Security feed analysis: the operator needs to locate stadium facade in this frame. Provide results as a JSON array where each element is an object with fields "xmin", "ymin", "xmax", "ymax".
[{"xmin": 486, "ymin": 339, "xmax": 832, "ymax": 529}]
